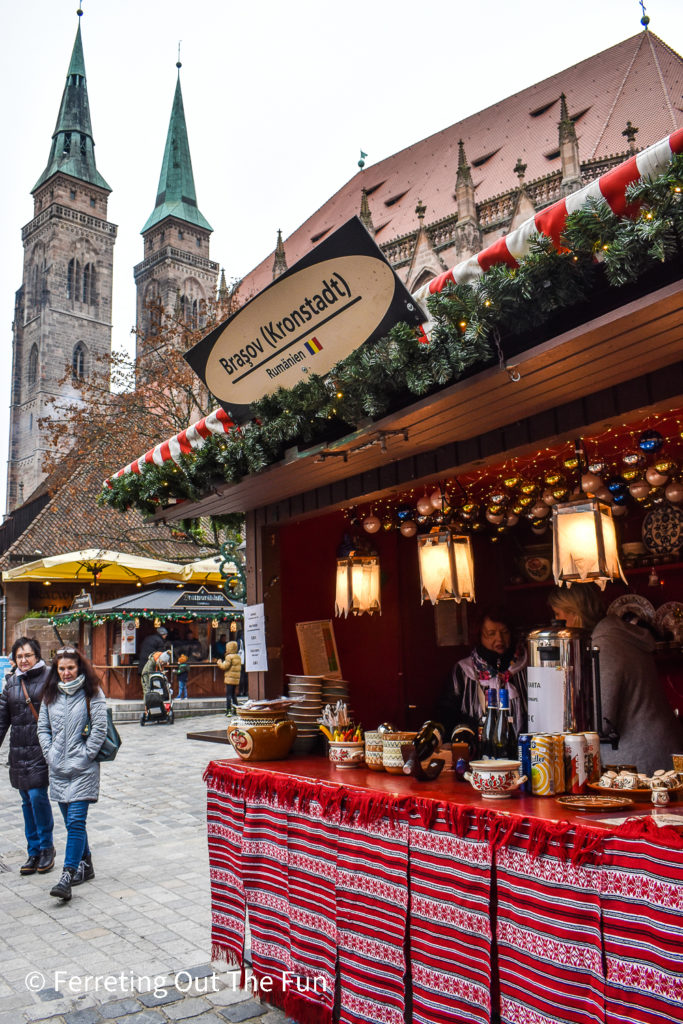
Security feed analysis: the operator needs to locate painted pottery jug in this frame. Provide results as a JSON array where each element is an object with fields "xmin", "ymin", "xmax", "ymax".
[{"xmin": 227, "ymin": 709, "xmax": 297, "ymax": 761}]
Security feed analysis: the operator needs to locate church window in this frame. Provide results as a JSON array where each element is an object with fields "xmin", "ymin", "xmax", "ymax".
[
  {"xmin": 90, "ymin": 197, "xmax": 96, "ymax": 208},
  {"xmin": 178, "ymin": 229, "xmax": 184, "ymax": 240},
  {"xmin": 28, "ymin": 345, "xmax": 39, "ymax": 388},
  {"xmin": 63, "ymin": 132, "xmax": 71, "ymax": 156},
  {"xmin": 196, "ymin": 237, "xmax": 201, "ymax": 247},
  {"xmin": 67, "ymin": 258, "xmax": 82, "ymax": 300},
  {"xmin": 70, "ymin": 189, "xmax": 77, "ymax": 200},
  {"xmin": 82, "ymin": 262, "xmax": 96, "ymax": 304},
  {"xmin": 80, "ymin": 134, "xmax": 87, "ymax": 158},
  {"xmin": 72, "ymin": 343, "xmax": 86, "ymax": 379}
]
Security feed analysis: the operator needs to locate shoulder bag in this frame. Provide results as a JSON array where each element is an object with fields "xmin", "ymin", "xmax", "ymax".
[{"xmin": 82, "ymin": 694, "xmax": 122, "ymax": 762}]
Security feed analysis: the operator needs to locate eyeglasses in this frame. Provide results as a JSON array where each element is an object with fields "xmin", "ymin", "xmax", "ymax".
[{"xmin": 56, "ymin": 648, "xmax": 78, "ymax": 656}]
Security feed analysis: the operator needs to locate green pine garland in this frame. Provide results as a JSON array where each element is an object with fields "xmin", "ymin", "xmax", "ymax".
[{"xmin": 99, "ymin": 154, "xmax": 683, "ymax": 518}]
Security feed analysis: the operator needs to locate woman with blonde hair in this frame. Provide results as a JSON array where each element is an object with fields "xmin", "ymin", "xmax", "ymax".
[{"xmin": 548, "ymin": 585, "xmax": 682, "ymax": 775}]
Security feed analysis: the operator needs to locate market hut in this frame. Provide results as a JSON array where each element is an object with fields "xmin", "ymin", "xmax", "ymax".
[
  {"xmin": 51, "ymin": 582, "xmax": 244, "ymax": 698},
  {"xmin": 102, "ymin": 131, "xmax": 683, "ymax": 1024}
]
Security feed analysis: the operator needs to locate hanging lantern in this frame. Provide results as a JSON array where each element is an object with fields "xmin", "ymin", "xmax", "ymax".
[
  {"xmin": 363, "ymin": 514, "xmax": 381, "ymax": 534},
  {"xmin": 417, "ymin": 528, "xmax": 475, "ymax": 605},
  {"xmin": 552, "ymin": 498, "xmax": 626, "ymax": 590},
  {"xmin": 417, "ymin": 495, "xmax": 434, "ymax": 516},
  {"xmin": 400, "ymin": 520, "xmax": 417, "ymax": 537},
  {"xmin": 335, "ymin": 554, "xmax": 381, "ymax": 617}
]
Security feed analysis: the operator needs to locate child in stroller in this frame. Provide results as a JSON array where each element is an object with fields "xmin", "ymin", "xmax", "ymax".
[{"xmin": 140, "ymin": 663, "xmax": 174, "ymax": 726}]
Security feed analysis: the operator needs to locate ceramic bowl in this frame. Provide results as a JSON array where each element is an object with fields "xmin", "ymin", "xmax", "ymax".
[
  {"xmin": 382, "ymin": 732, "xmax": 417, "ymax": 775},
  {"xmin": 328, "ymin": 740, "xmax": 365, "ymax": 769},
  {"xmin": 464, "ymin": 759, "xmax": 526, "ymax": 800}
]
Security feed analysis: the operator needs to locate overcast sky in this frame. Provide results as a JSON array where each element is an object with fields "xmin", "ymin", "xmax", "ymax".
[{"xmin": 2, "ymin": 0, "xmax": 682, "ymax": 510}]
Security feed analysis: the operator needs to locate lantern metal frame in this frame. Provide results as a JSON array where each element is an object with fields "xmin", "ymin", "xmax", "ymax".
[
  {"xmin": 551, "ymin": 496, "xmax": 627, "ymax": 589},
  {"xmin": 417, "ymin": 527, "xmax": 476, "ymax": 605},
  {"xmin": 334, "ymin": 553, "xmax": 381, "ymax": 617}
]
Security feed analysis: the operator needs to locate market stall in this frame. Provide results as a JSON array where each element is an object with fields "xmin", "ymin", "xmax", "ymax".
[
  {"xmin": 51, "ymin": 582, "xmax": 244, "ymax": 698},
  {"xmin": 205, "ymin": 757, "xmax": 683, "ymax": 1024}
]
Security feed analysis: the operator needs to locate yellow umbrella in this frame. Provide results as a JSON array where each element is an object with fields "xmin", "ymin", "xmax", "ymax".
[
  {"xmin": 177, "ymin": 555, "xmax": 237, "ymax": 585},
  {"xmin": 2, "ymin": 549, "xmax": 186, "ymax": 585}
]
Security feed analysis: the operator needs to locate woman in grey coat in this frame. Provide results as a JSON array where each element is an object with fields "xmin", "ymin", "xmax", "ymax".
[{"xmin": 37, "ymin": 648, "xmax": 107, "ymax": 902}]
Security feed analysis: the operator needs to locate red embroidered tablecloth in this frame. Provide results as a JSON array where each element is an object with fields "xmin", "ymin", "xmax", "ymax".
[{"xmin": 204, "ymin": 761, "xmax": 683, "ymax": 1024}]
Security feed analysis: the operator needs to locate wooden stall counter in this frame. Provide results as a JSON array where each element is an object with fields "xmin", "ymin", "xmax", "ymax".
[
  {"xmin": 205, "ymin": 756, "xmax": 683, "ymax": 1024},
  {"xmin": 97, "ymin": 661, "xmax": 224, "ymax": 699}
]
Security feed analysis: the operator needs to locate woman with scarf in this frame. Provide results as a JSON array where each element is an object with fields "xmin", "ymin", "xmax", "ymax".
[
  {"xmin": 437, "ymin": 606, "xmax": 528, "ymax": 738},
  {"xmin": 0, "ymin": 637, "xmax": 54, "ymax": 875},
  {"xmin": 37, "ymin": 648, "xmax": 107, "ymax": 902}
]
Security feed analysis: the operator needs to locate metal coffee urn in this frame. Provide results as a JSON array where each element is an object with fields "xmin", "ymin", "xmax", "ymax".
[{"xmin": 526, "ymin": 620, "xmax": 599, "ymax": 734}]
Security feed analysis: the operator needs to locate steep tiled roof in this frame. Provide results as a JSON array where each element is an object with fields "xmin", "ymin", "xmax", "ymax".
[
  {"xmin": 239, "ymin": 31, "xmax": 683, "ymax": 297},
  {"xmin": 0, "ymin": 444, "xmax": 206, "ymax": 572}
]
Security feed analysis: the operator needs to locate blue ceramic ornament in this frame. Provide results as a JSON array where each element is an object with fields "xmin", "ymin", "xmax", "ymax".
[
  {"xmin": 606, "ymin": 475, "xmax": 627, "ymax": 496},
  {"xmin": 638, "ymin": 429, "xmax": 664, "ymax": 454}
]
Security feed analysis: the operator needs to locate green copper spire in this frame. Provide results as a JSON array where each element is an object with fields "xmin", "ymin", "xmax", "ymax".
[
  {"xmin": 33, "ymin": 17, "xmax": 111, "ymax": 192},
  {"xmin": 142, "ymin": 68, "xmax": 212, "ymax": 233}
]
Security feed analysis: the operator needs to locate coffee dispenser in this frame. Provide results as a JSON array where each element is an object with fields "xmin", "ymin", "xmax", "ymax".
[{"xmin": 526, "ymin": 620, "xmax": 600, "ymax": 734}]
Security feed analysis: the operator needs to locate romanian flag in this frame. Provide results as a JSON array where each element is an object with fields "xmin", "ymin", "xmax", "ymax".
[{"xmin": 304, "ymin": 337, "xmax": 323, "ymax": 355}]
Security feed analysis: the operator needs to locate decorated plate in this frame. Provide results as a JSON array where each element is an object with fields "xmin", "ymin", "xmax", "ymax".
[
  {"xmin": 555, "ymin": 794, "xmax": 634, "ymax": 811},
  {"xmin": 642, "ymin": 504, "xmax": 683, "ymax": 554},
  {"xmin": 607, "ymin": 594, "xmax": 655, "ymax": 623},
  {"xmin": 654, "ymin": 601, "xmax": 683, "ymax": 640},
  {"xmin": 588, "ymin": 782, "xmax": 682, "ymax": 802}
]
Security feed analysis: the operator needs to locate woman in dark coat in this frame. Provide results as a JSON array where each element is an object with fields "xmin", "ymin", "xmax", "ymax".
[
  {"xmin": 0, "ymin": 637, "xmax": 54, "ymax": 875},
  {"xmin": 38, "ymin": 648, "xmax": 107, "ymax": 902}
]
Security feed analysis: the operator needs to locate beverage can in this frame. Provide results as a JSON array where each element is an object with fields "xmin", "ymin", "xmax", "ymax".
[
  {"xmin": 582, "ymin": 732, "xmax": 601, "ymax": 783},
  {"xmin": 531, "ymin": 735, "xmax": 554, "ymax": 795},
  {"xmin": 563, "ymin": 733, "xmax": 587, "ymax": 794},
  {"xmin": 551, "ymin": 734, "xmax": 566, "ymax": 794},
  {"xmin": 517, "ymin": 733, "xmax": 532, "ymax": 793}
]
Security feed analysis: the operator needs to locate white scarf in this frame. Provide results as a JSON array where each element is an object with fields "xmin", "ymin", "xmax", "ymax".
[{"xmin": 57, "ymin": 673, "xmax": 85, "ymax": 697}]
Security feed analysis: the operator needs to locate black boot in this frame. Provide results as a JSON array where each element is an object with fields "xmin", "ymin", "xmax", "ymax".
[
  {"xmin": 72, "ymin": 853, "xmax": 95, "ymax": 886},
  {"xmin": 36, "ymin": 847, "xmax": 56, "ymax": 874},
  {"xmin": 20, "ymin": 854, "xmax": 40, "ymax": 876},
  {"xmin": 50, "ymin": 868, "xmax": 75, "ymax": 901}
]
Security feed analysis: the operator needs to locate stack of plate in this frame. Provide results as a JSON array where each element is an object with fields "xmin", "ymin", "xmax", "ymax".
[
  {"xmin": 287, "ymin": 674, "xmax": 324, "ymax": 754},
  {"xmin": 322, "ymin": 677, "xmax": 350, "ymax": 718}
]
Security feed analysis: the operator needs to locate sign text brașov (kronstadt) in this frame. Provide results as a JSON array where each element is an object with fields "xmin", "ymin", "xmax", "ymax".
[{"xmin": 185, "ymin": 218, "xmax": 425, "ymax": 422}]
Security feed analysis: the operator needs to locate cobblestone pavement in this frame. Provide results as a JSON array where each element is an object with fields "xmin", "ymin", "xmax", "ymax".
[{"xmin": 0, "ymin": 713, "xmax": 292, "ymax": 1024}]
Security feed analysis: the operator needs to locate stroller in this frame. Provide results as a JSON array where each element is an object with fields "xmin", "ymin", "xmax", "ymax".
[{"xmin": 140, "ymin": 671, "xmax": 175, "ymax": 726}]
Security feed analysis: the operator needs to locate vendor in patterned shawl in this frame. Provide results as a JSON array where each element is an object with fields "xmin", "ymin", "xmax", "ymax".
[{"xmin": 437, "ymin": 606, "xmax": 528, "ymax": 738}]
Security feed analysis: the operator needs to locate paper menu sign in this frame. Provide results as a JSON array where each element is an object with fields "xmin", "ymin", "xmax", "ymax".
[
  {"xmin": 245, "ymin": 604, "xmax": 268, "ymax": 673},
  {"xmin": 296, "ymin": 620, "xmax": 342, "ymax": 679},
  {"xmin": 527, "ymin": 665, "xmax": 565, "ymax": 733},
  {"xmin": 121, "ymin": 620, "xmax": 136, "ymax": 654}
]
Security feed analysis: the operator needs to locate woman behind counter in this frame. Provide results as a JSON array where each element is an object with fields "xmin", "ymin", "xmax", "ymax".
[
  {"xmin": 438, "ymin": 606, "xmax": 528, "ymax": 737},
  {"xmin": 37, "ymin": 648, "xmax": 108, "ymax": 902},
  {"xmin": 549, "ymin": 585, "xmax": 683, "ymax": 776}
]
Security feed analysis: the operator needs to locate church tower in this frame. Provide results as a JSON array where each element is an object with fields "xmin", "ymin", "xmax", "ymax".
[
  {"xmin": 6, "ymin": 13, "xmax": 116, "ymax": 512},
  {"xmin": 134, "ymin": 63, "xmax": 218, "ymax": 338}
]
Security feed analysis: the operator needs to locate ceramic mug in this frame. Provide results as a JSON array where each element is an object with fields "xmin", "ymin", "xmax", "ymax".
[
  {"xmin": 328, "ymin": 740, "xmax": 365, "ymax": 769},
  {"xmin": 651, "ymin": 786, "xmax": 670, "ymax": 806},
  {"xmin": 364, "ymin": 731, "xmax": 384, "ymax": 771}
]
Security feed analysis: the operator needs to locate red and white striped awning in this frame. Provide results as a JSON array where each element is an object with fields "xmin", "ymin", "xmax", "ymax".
[{"xmin": 108, "ymin": 127, "xmax": 683, "ymax": 486}]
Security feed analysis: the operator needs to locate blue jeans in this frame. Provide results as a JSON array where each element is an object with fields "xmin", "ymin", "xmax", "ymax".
[
  {"xmin": 58, "ymin": 801, "xmax": 91, "ymax": 871},
  {"xmin": 177, "ymin": 675, "xmax": 188, "ymax": 699},
  {"xmin": 20, "ymin": 787, "xmax": 54, "ymax": 856}
]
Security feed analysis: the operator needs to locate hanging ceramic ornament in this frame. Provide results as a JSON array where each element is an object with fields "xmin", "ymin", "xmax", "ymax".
[
  {"xmin": 400, "ymin": 520, "xmax": 417, "ymax": 537},
  {"xmin": 461, "ymin": 503, "xmax": 478, "ymax": 519},
  {"xmin": 430, "ymin": 489, "xmax": 444, "ymax": 510},
  {"xmin": 611, "ymin": 503, "xmax": 627, "ymax": 517},
  {"xmin": 531, "ymin": 502, "xmax": 550, "ymax": 518},
  {"xmin": 503, "ymin": 475, "xmax": 520, "ymax": 490},
  {"xmin": 396, "ymin": 504, "xmax": 412, "ymax": 521},
  {"xmin": 581, "ymin": 472, "xmax": 603, "ymax": 493},
  {"xmin": 638, "ymin": 429, "xmax": 664, "ymax": 453},
  {"xmin": 655, "ymin": 459, "xmax": 676, "ymax": 474},
  {"xmin": 606, "ymin": 475, "xmax": 627, "ymax": 498},
  {"xmin": 564, "ymin": 456, "xmax": 579, "ymax": 471},
  {"xmin": 595, "ymin": 486, "xmax": 613, "ymax": 503},
  {"xmin": 416, "ymin": 495, "xmax": 433, "ymax": 516},
  {"xmin": 363, "ymin": 514, "xmax": 381, "ymax": 534},
  {"xmin": 519, "ymin": 481, "xmax": 537, "ymax": 496},
  {"xmin": 629, "ymin": 480, "xmax": 651, "ymax": 500},
  {"xmin": 505, "ymin": 512, "xmax": 519, "ymax": 527},
  {"xmin": 544, "ymin": 471, "xmax": 563, "ymax": 486},
  {"xmin": 588, "ymin": 461, "xmax": 606, "ymax": 475},
  {"xmin": 542, "ymin": 489, "xmax": 556, "ymax": 507},
  {"xmin": 665, "ymin": 481, "xmax": 683, "ymax": 504},
  {"xmin": 531, "ymin": 522, "xmax": 547, "ymax": 535},
  {"xmin": 382, "ymin": 517, "xmax": 394, "ymax": 531},
  {"xmin": 623, "ymin": 451, "xmax": 645, "ymax": 467},
  {"xmin": 645, "ymin": 466, "xmax": 669, "ymax": 487},
  {"xmin": 485, "ymin": 509, "xmax": 505, "ymax": 525}
]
